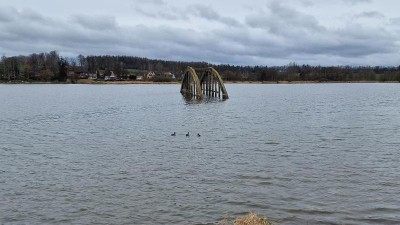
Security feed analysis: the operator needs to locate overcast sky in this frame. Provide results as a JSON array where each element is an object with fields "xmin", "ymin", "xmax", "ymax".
[{"xmin": 0, "ymin": 0, "xmax": 399, "ymax": 66}]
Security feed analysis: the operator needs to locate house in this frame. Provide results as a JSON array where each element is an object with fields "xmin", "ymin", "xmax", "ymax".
[
  {"xmin": 146, "ymin": 71, "xmax": 155, "ymax": 79},
  {"xmin": 97, "ymin": 70, "xmax": 106, "ymax": 79},
  {"xmin": 78, "ymin": 73, "xmax": 89, "ymax": 79},
  {"xmin": 67, "ymin": 68, "xmax": 75, "ymax": 78},
  {"xmin": 88, "ymin": 73, "xmax": 97, "ymax": 79},
  {"xmin": 67, "ymin": 71, "xmax": 75, "ymax": 78},
  {"xmin": 97, "ymin": 70, "xmax": 116, "ymax": 80},
  {"xmin": 109, "ymin": 71, "xmax": 116, "ymax": 80},
  {"xmin": 163, "ymin": 72, "xmax": 176, "ymax": 79}
]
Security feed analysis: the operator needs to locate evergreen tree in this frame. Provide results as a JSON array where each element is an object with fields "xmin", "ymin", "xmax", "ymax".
[{"xmin": 57, "ymin": 58, "xmax": 68, "ymax": 81}]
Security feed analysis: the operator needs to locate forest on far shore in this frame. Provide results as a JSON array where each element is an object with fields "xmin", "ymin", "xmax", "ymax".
[{"xmin": 1, "ymin": 51, "xmax": 400, "ymax": 82}]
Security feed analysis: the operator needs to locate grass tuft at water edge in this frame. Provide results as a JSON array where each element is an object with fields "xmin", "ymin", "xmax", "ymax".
[{"xmin": 218, "ymin": 212, "xmax": 273, "ymax": 225}]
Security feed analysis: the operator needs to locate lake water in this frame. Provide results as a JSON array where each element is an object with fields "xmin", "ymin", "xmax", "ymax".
[{"xmin": 0, "ymin": 83, "xmax": 399, "ymax": 225}]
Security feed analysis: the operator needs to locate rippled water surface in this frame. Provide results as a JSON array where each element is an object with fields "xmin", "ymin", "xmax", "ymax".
[{"xmin": 1, "ymin": 83, "xmax": 400, "ymax": 225}]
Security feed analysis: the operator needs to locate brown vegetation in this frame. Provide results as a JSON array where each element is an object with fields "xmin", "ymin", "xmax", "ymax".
[{"xmin": 219, "ymin": 213, "xmax": 273, "ymax": 225}]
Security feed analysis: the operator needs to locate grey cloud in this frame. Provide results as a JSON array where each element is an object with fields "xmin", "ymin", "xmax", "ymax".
[
  {"xmin": 146, "ymin": 0, "xmax": 165, "ymax": 4},
  {"xmin": 344, "ymin": 0, "xmax": 372, "ymax": 4},
  {"xmin": 0, "ymin": 7, "xmax": 210, "ymax": 61},
  {"xmin": 0, "ymin": 7, "xmax": 16, "ymax": 22},
  {"xmin": 243, "ymin": 2, "xmax": 397, "ymax": 60},
  {"xmin": 0, "ymin": 9, "xmax": 123, "ymax": 56},
  {"xmin": 311, "ymin": 25, "xmax": 395, "ymax": 57},
  {"xmin": 219, "ymin": 17, "xmax": 241, "ymax": 27},
  {"xmin": 190, "ymin": 4, "xmax": 241, "ymax": 27},
  {"xmin": 391, "ymin": 17, "xmax": 400, "ymax": 25},
  {"xmin": 299, "ymin": 0, "xmax": 315, "ymax": 6},
  {"xmin": 135, "ymin": 6, "xmax": 186, "ymax": 21},
  {"xmin": 246, "ymin": 1, "xmax": 325, "ymax": 35},
  {"xmin": 190, "ymin": 5, "xmax": 219, "ymax": 18},
  {"xmin": 135, "ymin": 3, "xmax": 241, "ymax": 27},
  {"xmin": 157, "ymin": 11, "xmax": 181, "ymax": 20},
  {"xmin": 136, "ymin": 18, "xmax": 397, "ymax": 62},
  {"xmin": 73, "ymin": 15, "xmax": 117, "ymax": 31},
  {"xmin": 131, "ymin": 0, "xmax": 165, "ymax": 5},
  {"xmin": 0, "ymin": 4, "xmax": 399, "ymax": 66},
  {"xmin": 22, "ymin": 8, "xmax": 48, "ymax": 23},
  {"xmin": 0, "ymin": 7, "xmax": 54, "ymax": 25},
  {"xmin": 354, "ymin": 11, "xmax": 385, "ymax": 19},
  {"xmin": 293, "ymin": 38, "xmax": 394, "ymax": 58},
  {"xmin": 134, "ymin": 7, "xmax": 153, "ymax": 18},
  {"xmin": 286, "ymin": 24, "xmax": 397, "ymax": 57}
]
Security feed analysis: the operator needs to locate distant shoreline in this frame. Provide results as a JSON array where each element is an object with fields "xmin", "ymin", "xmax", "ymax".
[
  {"xmin": 226, "ymin": 80, "xmax": 400, "ymax": 84},
  {"xmin": 0, "ymin": 80, "xmax": 399, "ymax": 85}
]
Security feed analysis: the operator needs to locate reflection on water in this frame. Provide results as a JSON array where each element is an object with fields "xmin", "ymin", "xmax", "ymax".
[
  {"xmin": 181, "ymin": 94, "xmax": 227, "ymax": 104},
  {"xmin": 0, "ymin": 83, "xmax": 400, "ymax": 225}
]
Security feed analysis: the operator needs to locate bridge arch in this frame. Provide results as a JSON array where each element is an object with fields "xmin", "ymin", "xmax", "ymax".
[
  {"xmin": 180, "ymin": 66, "xmax": 203, "ymax": 98},
  {"xmin": 180, "ymin": 66, "xmax": 229, "ymax": 99},
  {"xmin": 200, "ymin": 67, "xmax": 229, "ymax": 99}
]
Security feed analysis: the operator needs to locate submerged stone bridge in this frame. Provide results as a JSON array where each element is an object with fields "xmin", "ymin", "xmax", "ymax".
[{"xmin": 180, "ymin": 67, "xmax": 229, "ymax": 99}]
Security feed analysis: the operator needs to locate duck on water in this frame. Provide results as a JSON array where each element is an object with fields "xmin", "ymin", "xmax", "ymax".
[{"xmin": 170, "ymin": 132, "xmax": 200, "ymax": 137}]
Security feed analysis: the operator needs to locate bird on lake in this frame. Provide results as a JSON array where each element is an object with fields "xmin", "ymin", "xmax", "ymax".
[
  {"xmin": 171, "ymin": 132, "xmax": 176, "ymax": 136},
  {"xmin": 197, "ymin": 133, "xmax": 201, "ymax": 137},
  {"xmin": 186, "ymin": 132, "xmax": 190, "ymax": 137}
]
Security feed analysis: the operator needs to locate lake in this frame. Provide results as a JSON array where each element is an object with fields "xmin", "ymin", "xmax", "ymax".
[{"xmin": 0, "ymin": 83, "xmax": 399, "ymax": 225}]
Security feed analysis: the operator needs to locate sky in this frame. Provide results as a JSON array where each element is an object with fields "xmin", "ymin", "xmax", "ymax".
[{"xmin": 0, "ymin": 0, "xmax": 399, "ymax": 66}]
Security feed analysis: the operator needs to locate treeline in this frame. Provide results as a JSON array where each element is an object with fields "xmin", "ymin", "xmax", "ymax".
[
  {"xmin": 1, "ymin": 51, "xmax": 400, "ymax": 82},
  {"xmin": 0, "ymin": 51, "xmax": 69, "ymax": 82},
  {"xmin": 216, "ymin": 62, "xmax": 400, "ymax": 82}
]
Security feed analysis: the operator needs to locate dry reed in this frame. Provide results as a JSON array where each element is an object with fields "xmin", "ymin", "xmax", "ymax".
[{"xmin": 218, "ymin": 212, "xmax": 273, "ymax": 225}]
